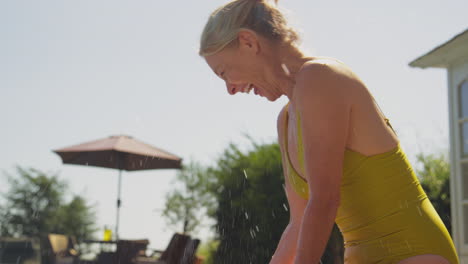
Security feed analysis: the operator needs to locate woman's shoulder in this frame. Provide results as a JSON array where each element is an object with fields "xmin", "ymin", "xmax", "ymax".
[
  {"xmin": 304, "ymin": 56, "xmax": 345, "ymax": 66},
  {"xmin": 299, "ymin": 56, "xmax": 356, "ymax": 80},
  {"xmin": 295, "ymin": 56, "xmax": 365, "ymax": 99}
]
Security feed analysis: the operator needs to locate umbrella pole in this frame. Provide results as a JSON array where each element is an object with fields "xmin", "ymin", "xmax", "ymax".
[{"xmin": 116, "ymin": 169, "xmax": 122, "ymax": 241}]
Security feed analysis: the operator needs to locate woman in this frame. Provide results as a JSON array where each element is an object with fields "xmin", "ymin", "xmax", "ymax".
[{"xmin": 199, "ymin": 0, "xmax": 459, "ymax": 263}]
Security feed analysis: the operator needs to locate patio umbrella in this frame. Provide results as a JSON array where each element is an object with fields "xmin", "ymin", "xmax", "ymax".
[{"xmin": 53, "ymin": 135, "xmax": 182, "ymax": 240}]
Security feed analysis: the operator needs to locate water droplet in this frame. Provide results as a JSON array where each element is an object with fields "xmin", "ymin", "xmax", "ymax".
[
  {"xmin": 250, "ymin": 229, "xmax": 255, "ymax": 238},
  {"xmin": 281, "ymin": 63, "xmax": 290, "ymax": 76},
  {"xmin": 283, "ymin": 203, "xmax": 288, "ymax": 211},
  {"xmin": 245, "ymin": 212, "xmax": 249, "ymax": 220},
  {"xmin": 405, "ymin": 240, "xmax": 412, "ymax": 251},
  {"xmin": 243, "ymin": 169, "xmax": 248, "ymax": 179},
  {"xmin": 255, "ymin": 225, "xmax": 259, "ymax": 232},
  {"xmin": 417, "ymin": 206, "xmax": 422, "ymax": 216}
]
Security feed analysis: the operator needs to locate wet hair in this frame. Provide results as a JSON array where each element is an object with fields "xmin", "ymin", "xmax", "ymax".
[{"xmin": 199, "ymin": 0, "xmax": 300, "ymax": 56}]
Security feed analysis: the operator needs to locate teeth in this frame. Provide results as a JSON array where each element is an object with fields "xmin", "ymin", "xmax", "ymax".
[{"xmin": 244, "ymin": 84, "xmax": 254, "ymax": 94}]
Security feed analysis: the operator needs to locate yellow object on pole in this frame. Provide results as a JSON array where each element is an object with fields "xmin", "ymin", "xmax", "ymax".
[{"xmin": 103, "ymin": 228, "xmax": 112, "ymax": 241}]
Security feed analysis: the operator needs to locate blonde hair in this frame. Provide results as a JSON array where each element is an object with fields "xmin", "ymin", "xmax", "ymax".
[{"xmin": 199, "ymin": 0, "xmax": 299, "ymax": 56}]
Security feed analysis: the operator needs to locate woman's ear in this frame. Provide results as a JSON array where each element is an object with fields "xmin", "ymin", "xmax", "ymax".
[{"xmin": 237, "ymin": 30, "xmax": 260, "ymax": 54}]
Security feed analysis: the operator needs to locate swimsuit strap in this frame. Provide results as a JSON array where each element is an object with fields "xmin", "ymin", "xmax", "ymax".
[{"xmin": 283, "ymin": 102, "xmax": 308, "ymax": 183}]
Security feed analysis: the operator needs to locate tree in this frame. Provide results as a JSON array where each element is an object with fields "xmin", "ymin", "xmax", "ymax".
[
  {"xmin": 196, "ymin": 239, "xmax": 219, "ymax": 264},
  {"xmin": 207, "ymin": 141, "xmax": 343, "ymax": 264},
  {"xmin": 415, "ymin": 151, "xmax": 452, "ymax": 234},
  {"xmin": 0, "ymin": 166, "xmax": 97, "ymax": 244},
  {"xmin": 54, "ymin": 195, "xmax": 97, "ymax": 244},
  {"xmin": 0, "ymin": 167, "xmax": 64, "ymax": 237},
  {"xmin": 162, "ymin": 161, "xmax": 215, "ymax": 235}
]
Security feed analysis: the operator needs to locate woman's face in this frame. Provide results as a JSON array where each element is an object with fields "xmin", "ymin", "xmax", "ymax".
[{"xmin": 204, "ymin": 32, "xmax": 283, "ymax": 101}]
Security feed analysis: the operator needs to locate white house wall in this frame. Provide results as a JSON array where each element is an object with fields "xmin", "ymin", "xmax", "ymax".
[{"xmin": 450, "ymin": 58, "xmax": 468, "ymax": 262}]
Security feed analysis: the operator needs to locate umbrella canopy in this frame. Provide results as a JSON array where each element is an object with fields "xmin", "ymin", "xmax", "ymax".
[
  {"xmin": 53, "ymin": 135, "xmax": 182, "ymax": 240},
  {"xmin": 54, "ymin": 135, "xmax": 182, "ymax": 171}
]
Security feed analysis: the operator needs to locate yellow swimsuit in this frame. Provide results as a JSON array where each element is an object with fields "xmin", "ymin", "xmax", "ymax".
[{"xmin": 283, "ymin": 104, "xmax": 459, "ymax": 264}]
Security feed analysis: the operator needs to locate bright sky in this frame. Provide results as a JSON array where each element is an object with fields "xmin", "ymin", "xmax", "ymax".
[{"xmin": 1, "ymin": 0, "xmax": 467, "ymax": 251}]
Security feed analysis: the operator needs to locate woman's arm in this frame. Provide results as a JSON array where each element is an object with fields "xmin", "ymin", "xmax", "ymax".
[
  {"xmin": 293, "ymin": 61, "xmax": 355, "ymax": 263},
  {"xmin": 270, "ymin": 222, "xmax": 299, "ymax": 264},
  {"xmin": 270, "ymin": 108, "xmax": 308, "ymax": 264}
]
